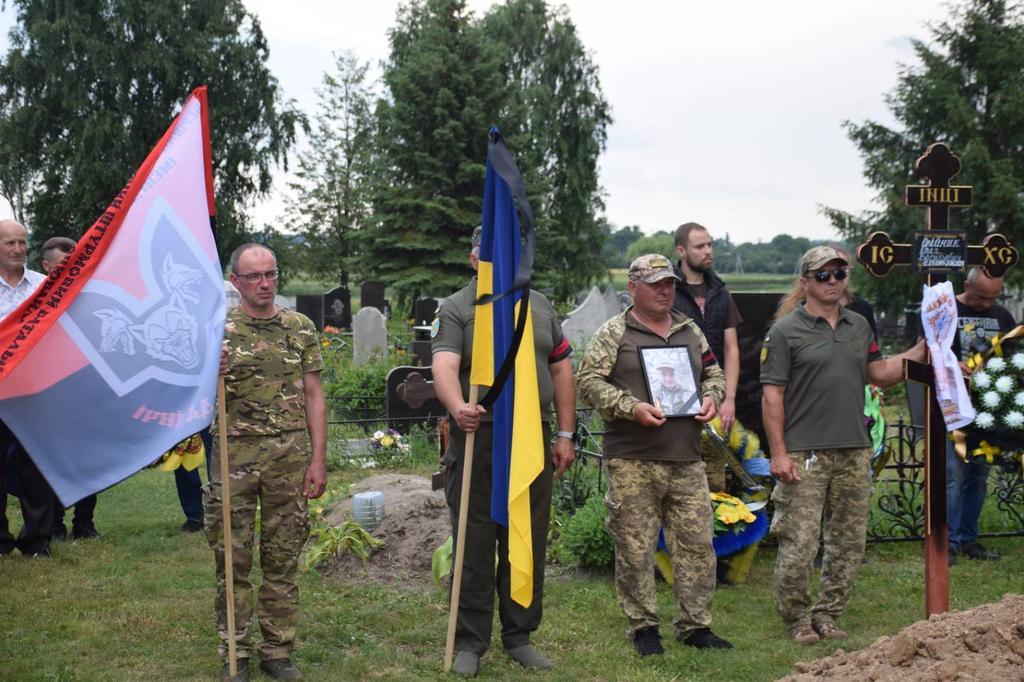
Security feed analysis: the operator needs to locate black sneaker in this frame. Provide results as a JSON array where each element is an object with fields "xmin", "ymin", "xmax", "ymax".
[
  {"xmin": 180, "ymin": 520, "xmax": 204, "ymax": 533},
  {"xmin": 633, "ymin": 626, "xmax": 664, "ymax": 656},
  {"xmin": 682, "ymin": 627, "xmax": 734, "ymax": 649},
  {"xmin": 961, "ymin": 541, "xmax": 1000, "ymax": 561},
  {"xmin": 71, "ymin": 525, "xmax": 100, "ymax": 540}
]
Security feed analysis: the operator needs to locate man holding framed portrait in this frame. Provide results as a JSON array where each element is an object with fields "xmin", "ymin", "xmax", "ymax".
[{"xmin": 578, "ymin": 254, "xmax": 730, "ymax": 657}]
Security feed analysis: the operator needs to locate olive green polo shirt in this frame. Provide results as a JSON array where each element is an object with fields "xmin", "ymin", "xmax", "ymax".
[
  {"xmin": 760, "ymin": 304, "xmax": 882, "ymax": 452},
  {"xmin": 430, "ymin": 278, "xmax": 571, "ymax": 420}
]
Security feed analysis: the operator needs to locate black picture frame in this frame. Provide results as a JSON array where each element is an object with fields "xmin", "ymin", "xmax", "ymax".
[{"xmin": 638, "ymin": 345, "xmax": 700, "ymax": 417}]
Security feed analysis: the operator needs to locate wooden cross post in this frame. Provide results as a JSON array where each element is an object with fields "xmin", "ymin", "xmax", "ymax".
[{"xmin": 858, "ymin": 142, "xmax": 1019, "ymax": 617}]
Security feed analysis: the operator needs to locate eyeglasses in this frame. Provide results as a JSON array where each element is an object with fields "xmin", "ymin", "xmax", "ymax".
[
  {"xmin": 235, "ymin": 269, "xmax": 279, "ymax": 284},
  {"xmin": 806, "ymin": 268, "xmax": 848, "ymax": 283}
]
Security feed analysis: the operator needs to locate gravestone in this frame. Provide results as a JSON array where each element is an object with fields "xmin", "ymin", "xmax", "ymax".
[
  {"xmin": 352, "ymin": 306, "xmax": 388, "ymax": 365},
  {"xmin": 275, "ymin": 294, "xmax": 295, "ymax": 310},
  {"xmin": 602, "ymin": 286, "xmax": 626, "ymax": 315},
  {"xmin": 562, "ymin": 286, "xmax": 618, "ymax": 349},
  {"xmin": 386, "ymin": 366, "xmax": 446, "ymax": 433},
  {"xmin": 857, "ymin": 142, "xmax": 1019, "ymax": 616},
  {"xmin": 412, "ymin": 298, "xmax": 440, "ymax": 366},
  {"xmin": 361, "ymin": 281, "xmax": 386, "ymax": 313},
  {"xmin": 295, "ymin": 294, "xmax": 323, "ymax": 331},
  {"xmin": 324, "ymin": 286, "xmax": 352, "ymax": 330}
]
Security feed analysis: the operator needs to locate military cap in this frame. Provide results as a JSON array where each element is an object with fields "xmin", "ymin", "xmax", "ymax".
[
  {"xmin": 800, "ymin": 245, "xmax": 848, "ymax": 275},
  {"xmin": 628, "ymin": 253, "xmax": 680, "ymax": 284}
]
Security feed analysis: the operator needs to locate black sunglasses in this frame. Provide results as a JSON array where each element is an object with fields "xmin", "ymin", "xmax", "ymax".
[{"xmin": 806, "ymin": 267, "xmax": 848, "ymax": 283}]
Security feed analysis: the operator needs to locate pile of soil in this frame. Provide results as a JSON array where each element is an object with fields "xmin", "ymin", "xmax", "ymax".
[
  {"xmin": 320, "ymin": 473, "xmax": 450, "ymax": 585},
  {"xmin": 782, "ymin": 594, "xmax": 1024, "ymax": 681}
]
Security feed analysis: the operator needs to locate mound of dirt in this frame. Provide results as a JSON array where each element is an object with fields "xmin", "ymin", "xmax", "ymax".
[
  {"xmin": 782, "ymin": 594, "xmax": 1024, "ymax": 681},
  {"xmin": 320, "ymin": 473, "xmax": 450, "ymax": 585}
]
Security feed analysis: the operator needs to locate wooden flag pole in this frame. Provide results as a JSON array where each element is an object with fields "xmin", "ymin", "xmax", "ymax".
[
  {"xmin": 217, "ymin": 377, "xmax": 238, "ymax": 676},
  {"xmin": 443, "ymin": 384, "xmax": 480, "ymax": 672}
]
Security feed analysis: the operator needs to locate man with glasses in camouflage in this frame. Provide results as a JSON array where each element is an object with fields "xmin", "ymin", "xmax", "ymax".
[
  {"xmin": 761, "ymin": 246, "xmax": 924, "ymax": 645},
  {"xmin": 205, "ymin": 244, "xmax": 327, "ymax": 681}
]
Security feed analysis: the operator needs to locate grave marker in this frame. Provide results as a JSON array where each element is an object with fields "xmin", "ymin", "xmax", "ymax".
[{"xmin": 856, "ymin": 142, "xmax": 1019, "ymax": 616}]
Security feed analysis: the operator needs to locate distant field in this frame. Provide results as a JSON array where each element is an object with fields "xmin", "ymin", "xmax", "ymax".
[{"xmin": 609, "ymin": 269, "xmax": 794, "ymax": 293}]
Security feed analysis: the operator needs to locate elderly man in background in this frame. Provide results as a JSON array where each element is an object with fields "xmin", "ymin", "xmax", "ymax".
[{"xmin": 0, "ymin": 219, "xmax": 56, "ymax": 557}]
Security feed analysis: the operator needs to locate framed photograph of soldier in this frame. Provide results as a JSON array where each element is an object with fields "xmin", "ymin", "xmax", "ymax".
[{"xmin": 638, "ymin": 345, "xmax": 700, "ymax": 417}]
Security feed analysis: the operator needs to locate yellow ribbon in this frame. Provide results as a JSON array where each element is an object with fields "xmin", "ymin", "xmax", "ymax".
[
  {"xmin": 966, "ymin": 324, "xmax": 1024, "ymax": 370},
  {"xmin": 971, "ymin": 440, "xmax": 1001, "ymax": 464}
]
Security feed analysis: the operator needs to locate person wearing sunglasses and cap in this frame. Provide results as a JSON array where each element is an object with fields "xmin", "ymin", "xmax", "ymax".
[{"xmin": 760, "ymin": 245, "xmax": 924, "ymax": 645}]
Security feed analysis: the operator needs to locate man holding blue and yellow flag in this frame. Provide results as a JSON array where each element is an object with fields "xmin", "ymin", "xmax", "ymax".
[{"xmin": 432, "ymin": 131, "xmax": 576, "ymax": 677}]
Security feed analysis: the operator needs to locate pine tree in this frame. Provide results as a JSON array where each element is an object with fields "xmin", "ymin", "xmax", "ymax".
[
  {"xmin": 284, "ymin": 51, "xmax": 374, "ymax": 288},
  {"xmin": 822, "ymin": 0, "xmax": 1024, "ymax": 310},
  {"xmin": 0, "ymin": 0, "xmax": 300, "ymax": 260},
  {"xmin": 364, "ymin": 0, "xmax": 504, "ymax": 304}
]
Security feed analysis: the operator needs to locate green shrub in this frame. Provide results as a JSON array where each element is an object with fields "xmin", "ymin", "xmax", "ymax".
[{"xmin": 555, "ymin": 493, "xmax": 615, "ymax": 569}]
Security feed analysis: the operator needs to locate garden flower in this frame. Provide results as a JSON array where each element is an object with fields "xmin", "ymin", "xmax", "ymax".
[
  {"xmin": 975, "ymin": 412, "xmax": 995, "ymax": 429},
  {"xmin": 1015, "ymin": 392, "xmax": 1024, "ymax": 408},
  {"xmin": 973, "ymin": 371, "xmax": 992, "ymax": 389},
  {"xmin": 982, "ymin": 391, "xmax": 1001, "ymax": 409},
  {"xmin": 987, "ymin": 357, "xmax": 1006, "ymax": 372},
  {"xmin": 1005, "ymin": 411, "xmax": 1024, "ymax": 429},
  {"xmin": 1012, "ymin": 352, "xmax": 1024, "ymax": 370},
  {"xmin": 995, "ymin": 376, "xmax": 1014, "ymax": 394}
]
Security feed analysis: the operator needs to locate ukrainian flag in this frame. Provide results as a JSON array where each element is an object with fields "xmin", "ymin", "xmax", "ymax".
[{"xmin": 470, "ymin": 130, "xmax": 542, "ymax": 608}]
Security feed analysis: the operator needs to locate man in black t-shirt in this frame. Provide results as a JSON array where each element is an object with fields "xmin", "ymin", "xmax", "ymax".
[
  {"xmin": 948, "ymin": 267, "xmax": 1016, "ymax": 563},
  {"xmin": 673, "ymin": 222, "xmax": 742, "ymax": 490}
]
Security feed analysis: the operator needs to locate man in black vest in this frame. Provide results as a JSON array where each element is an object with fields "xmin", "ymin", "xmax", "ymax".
[{"xmin": 672, "ymin": 222, "xmax": 743, "ymax": 491}]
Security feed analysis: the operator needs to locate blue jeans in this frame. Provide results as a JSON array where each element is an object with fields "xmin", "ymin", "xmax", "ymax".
[
  {"xmin": 174, "ymin": 466, "xmax": 204, "ymax": 523},
  {"xmin": 945, "ymin": 440, "xmax": 991, "ymax": 550},
  {"xmin": 174, "ymin": 427, "xmax": 212, "ymax": 524}
]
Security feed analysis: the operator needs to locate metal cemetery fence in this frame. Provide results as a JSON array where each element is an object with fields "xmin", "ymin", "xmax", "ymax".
[{"xmin": 325, "ymin": 398, "xmax": 1023, "ymax": 542}]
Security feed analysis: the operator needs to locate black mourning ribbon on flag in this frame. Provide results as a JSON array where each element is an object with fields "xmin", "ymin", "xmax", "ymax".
[{"xmin": 477, "ymin": 129, "xmax": 535, "ymax": 409}]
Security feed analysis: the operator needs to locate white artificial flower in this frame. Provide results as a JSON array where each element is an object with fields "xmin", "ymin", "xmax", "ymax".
[
  {"xmin": 982, "ymin": 391, "xmax": 1001, "ymax": 409},
  {"xmin": 973, "ymin": 371, "xmax": 992, "ymax": 389},
  {"xmin": 975, "ymin": 412, "xmax": 995, "ymax": 429},
  {"xmin": 995, "ymin": 376, "xmax": 1014, "ymax": 393},
  {"xmin": 987, "ymin": 357, "xmax": 1006, "ymax": 372},
  {"xmin": 1005, "ymin": 411, "xmax": 1024, "ymax": 429},
  {"xmin": 1015, "ymin": 392, "xmax": 1024, "ymax": 408},
  {"xmin": 1011, "ymin": 352, "xmax": 1024, "ymax": 370}
]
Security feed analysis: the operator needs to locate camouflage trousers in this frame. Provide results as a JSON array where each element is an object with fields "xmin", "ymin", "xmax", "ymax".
[
  {"xmin": 204, "ymin": 430, "xmax": 311, "ymax": 663},
  {"xmin": 604, "ymin": 458, "xmax": 715, "ymax": 640},
  {"xmin": 770, "ymin": 448, "xmax": 872, "ymax": 629}
]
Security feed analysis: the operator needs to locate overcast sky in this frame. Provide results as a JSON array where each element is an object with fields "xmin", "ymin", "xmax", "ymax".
[{"xmin": 2, "ymin": 1, "xmax": 956, "ymax": 244}]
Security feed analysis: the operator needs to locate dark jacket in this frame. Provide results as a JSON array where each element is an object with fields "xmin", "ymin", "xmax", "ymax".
[{"xmin": 672, "ymin": 265, "xmax": 732, "ymax": 367}]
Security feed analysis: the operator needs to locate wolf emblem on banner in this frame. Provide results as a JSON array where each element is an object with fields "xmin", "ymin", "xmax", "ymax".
[
  {"xmin": 60, "ymin": 198, "xmax": 224, "ymax": 397},
  {"xmin": 94, "ymin": 252, "xmax": 203, "ymax": 369}
]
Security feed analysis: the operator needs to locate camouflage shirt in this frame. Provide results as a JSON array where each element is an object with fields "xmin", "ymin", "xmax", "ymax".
[
  {"xmin": 217, "ymin": 306, "xmax": 324, "ymax": 437},
  {"xmin": 577, "ymin": 308, "xmax": 725, "ymax": 462}
]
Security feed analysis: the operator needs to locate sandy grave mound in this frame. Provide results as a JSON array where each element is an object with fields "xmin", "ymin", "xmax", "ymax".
[
  {"xmin": 320, "ymin": 473, "xmax": 450, "ymax": 585},
  {"xmin": 781, "ymin": 594, "xmax": 1024, "ymax": 681}
]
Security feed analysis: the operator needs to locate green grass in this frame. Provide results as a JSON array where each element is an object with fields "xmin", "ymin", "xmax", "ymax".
[{"xmin": 1, "ymin": 468, "xmax": 1020, "ymax": 681}]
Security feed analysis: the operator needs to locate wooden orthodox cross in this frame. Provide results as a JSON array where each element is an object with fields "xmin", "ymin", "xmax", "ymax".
[{"xmin": 857, "ymin": 143, "xmax": 1019, "ymax": 616}]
